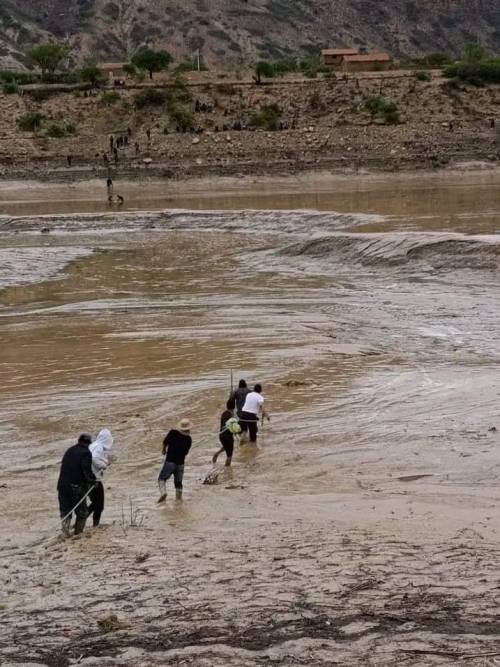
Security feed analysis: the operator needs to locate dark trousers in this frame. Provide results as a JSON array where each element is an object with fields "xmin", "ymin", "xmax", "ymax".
[
  {"xmin": 239, "ymin": 411, "xmax": 259, "ymax": 442},
  {"xmin": 58, "ymin": 483, "xmax": 89, "ymax": 521},
  {"xmin": 88, "ymin": 481, "xmax": 104, "ymax": 527},
  {"xmin": 159, "ymin": 461, "xmax": 185, "ymax": 489},
  {"xmin": 219, "ymin": 432, "xmax": 234, "ymax": 457}
]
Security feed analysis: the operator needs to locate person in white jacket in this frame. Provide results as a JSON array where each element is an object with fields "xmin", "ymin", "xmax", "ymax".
[{"xmin": 88, "ymin": 429, "xmax": 114, "ymax": 527}]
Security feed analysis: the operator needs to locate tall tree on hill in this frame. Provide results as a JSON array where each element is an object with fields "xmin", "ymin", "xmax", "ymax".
[
  {"xmin": 29, "ymin": 43, "xmax": 69, "ymax": 75},
  {"xmin": 131, "ymin": 48, "xmax": 172, "ymax": 79},
  {"xmin": 254, "ymin": 61, "xmax": 275, "ymax": 85},
  {"xmin": 79, "ymin": 65, "xmax": 105, "ymax": 87},
  {"xmin": 463, "ymin": 42, "xmax": 486, "ymax": 63}
]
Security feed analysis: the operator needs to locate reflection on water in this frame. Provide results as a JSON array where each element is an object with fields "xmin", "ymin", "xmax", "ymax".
[{"xmin": 0, "ymin": 172, "xmax": 499, "ymax": 545}]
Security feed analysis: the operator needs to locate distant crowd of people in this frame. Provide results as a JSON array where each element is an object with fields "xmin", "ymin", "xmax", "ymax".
[{"xmin": 57, "ymin": 380, "xmax": 269, "ymax": 537}]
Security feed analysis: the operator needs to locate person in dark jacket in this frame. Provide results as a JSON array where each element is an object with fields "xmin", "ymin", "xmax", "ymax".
[
  {"xmin": 57, "ymin": 433, "xmax": 96, "ymax": 537},
  {"xmin": 212, "ymin": 398, "xmax": 240, "ymax": 467},
  {"xmin": 158, "ymin": 419, "xmax": 192, "ymax": 503},
  {"xmin": 231, "ymin": 379, "xmax": 250, "ymax": 419}
]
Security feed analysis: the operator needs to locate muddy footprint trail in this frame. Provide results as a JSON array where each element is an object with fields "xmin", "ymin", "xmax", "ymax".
[{"xmin": 2, "ymin": 525, "xmax": 500, "ymax": 666}]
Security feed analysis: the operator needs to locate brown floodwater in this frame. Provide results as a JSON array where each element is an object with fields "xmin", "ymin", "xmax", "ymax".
[{"xmin": 0, "ymin": 172, "xmax": 499, "ymax": 549}]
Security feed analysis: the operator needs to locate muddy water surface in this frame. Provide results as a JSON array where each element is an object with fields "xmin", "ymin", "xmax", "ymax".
[{"xmin": 1, "ymin": 173, "xmax": 500, "ymax": 666}]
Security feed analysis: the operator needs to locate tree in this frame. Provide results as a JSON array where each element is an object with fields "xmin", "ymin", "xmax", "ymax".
[
  {"xmin": 131, "ymin": 48, "xmax": 172, "ymax": 79},
  {"xmin": 424, "ymin": 52, "xmax": 452, "ymax": 68},
  {"xmin": 29, "ymin": 43, "xmax": 69, "ymax": 74},
  {"xmin": 79, "ymin": 65, "xmax": 105, "ymax": 87},
  {"xmin": 463, "ymin": 42, "xmax": 486, "ymax": 64},
  {"xmin": 254, "ymin": 61, "xmax": 275, "ymax": 85}
]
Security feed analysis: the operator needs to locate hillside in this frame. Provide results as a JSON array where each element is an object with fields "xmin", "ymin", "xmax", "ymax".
[{"xmin": 1, "ymin": 0, "xmax": 500, "ymax": 70}]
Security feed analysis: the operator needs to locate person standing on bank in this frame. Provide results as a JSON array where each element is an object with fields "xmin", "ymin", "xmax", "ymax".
[
  {"xmin": 57, "ymin": 434, "xmax": 96, "ymax": 537},
  {"xmin": 212, "ymin": 398, "xmax": 241, "ymax": 467},
  {"xmin": 88, "ymin": 429, "xmax": 114, "ymax": 527},
  {"xmin": 158, "ymin": 418, "xmax": 192, "ymax": 503},
  {"xmin": 239, "ymin": 384, "xmax": 270, "ymax": 443}
]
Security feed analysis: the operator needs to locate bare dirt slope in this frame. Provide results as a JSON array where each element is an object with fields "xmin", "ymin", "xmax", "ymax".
[{"xmin": 2, "ymin": 0, "xmax": 500, "ymax": 69}]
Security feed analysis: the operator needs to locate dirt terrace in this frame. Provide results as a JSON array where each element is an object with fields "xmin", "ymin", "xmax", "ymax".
[{"xmin": 1, "ymin": 71, "xmax": 500, "ymax": 180}]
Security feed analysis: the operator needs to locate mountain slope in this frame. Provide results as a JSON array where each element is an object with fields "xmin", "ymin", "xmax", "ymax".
[{"xmin": 1, "ymin": 0, "xmax": 500, "ymax": 69}]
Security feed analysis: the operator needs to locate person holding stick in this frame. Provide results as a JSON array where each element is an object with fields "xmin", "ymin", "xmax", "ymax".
[
  {"xmin": 231, "ymin": 379, "xmax": 250, "ymax": 420},
  {"xmin": 57, "ymin": 434, "xmax": 96, "ymax": 537}
]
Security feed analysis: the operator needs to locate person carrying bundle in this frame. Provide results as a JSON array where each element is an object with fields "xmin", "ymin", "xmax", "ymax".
[
  {"xmin": 88, "ymin": 429, "xmax": 114, "ymax": 527},
  {"xmin": 212, "ymin": 398, "xmax": 241, "ymax": 467}
]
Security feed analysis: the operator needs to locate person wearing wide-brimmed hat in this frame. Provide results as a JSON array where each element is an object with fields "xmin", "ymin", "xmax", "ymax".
[{"xmin": 158, "ymin": 418, "xmax": 192, "ymax": 502}]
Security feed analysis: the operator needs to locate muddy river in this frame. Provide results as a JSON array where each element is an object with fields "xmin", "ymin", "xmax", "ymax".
[{"xmin": 1, "ymin": 172, "xmax": 500, "ymax": 666}]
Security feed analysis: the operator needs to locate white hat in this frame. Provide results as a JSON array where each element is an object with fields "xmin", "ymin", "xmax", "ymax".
[{"xmin": 178, "ymin": 418, "xmax": 192, "ymax": 432}]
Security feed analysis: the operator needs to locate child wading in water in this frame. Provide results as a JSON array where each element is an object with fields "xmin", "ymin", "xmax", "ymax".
[{"xmin": 213, "ymin": 398, "xmax": 241, "ymax": 467}]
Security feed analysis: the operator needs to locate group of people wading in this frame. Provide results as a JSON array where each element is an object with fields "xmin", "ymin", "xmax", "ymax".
[{"xmin": 56, "ymin": 380, "xmax": 269, "ymax": 537}]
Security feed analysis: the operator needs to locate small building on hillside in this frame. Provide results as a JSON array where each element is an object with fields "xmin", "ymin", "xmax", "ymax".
[
  {"xmin": 97, "ymin": 62, "xmax": 128, "ymax": 83},
  {"xmin": 341, "ymin": 53, "xmax": 392, "ymax": 72},
  {"xmin": 321, "ymin": 48, "xmax": 359, "ymax": 67}
]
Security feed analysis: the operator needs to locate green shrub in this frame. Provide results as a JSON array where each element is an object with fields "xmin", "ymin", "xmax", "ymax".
[
  {"xmin": 463, "ymin": 42, "xmax": 486, "ymax": 64},
  {"xmin": 46, "ymin": 124, "xmax": 66, "ymax": 138},
  {"xmin": 255, "ymin": 61, "xmax": 275, "ymax": 84},
  {"xmin": 123, "ymin": 63, "xmax": 137, "ymax": 76},
  {"xmin": 168, "ymin": 76, "xmax": 192, "ymax": 104},
  {"xmin": 134, "ymin": 88, "xmax": 167, "ymax": 108},
  {"xmin": 0, "ymin": 70, "xmax": 35, "ymax": 84},
  {"xmin": 79, "ymin": 65, "xmax": 105, "ymax": 87},
  {"xmin": 444, "ymin": 60, "xmax": 500, "ymax": 85},
  {"xmin": 364, "ymin": 96, "xmax": 400, "ymax": 124},
  {"xmin": 273, "ymin": 59, "xmax": 298, "ymax": 76},
  {"xmin": 170, "ymin": 105, "xmax": 194, "ymax": 131},
  {"xmin": 365, "ymin": 96, "xmax": 387, "ymax": 115},
  {"xmin": 18, "ymin": 112, "xmax": 45, "ymax": 131},
  {"xmin": 415, "ymin": 70, "xmax": 431, "ymax": 81},
  {"xmin": 3, "ymin": 81, "xmax": 18, "ymax": 94},
  {"xmin": 46, "ymin": 123, "xmax": 77, "ymax": 138},
  {"xmin": 40, "ymin": 71, "xmax": 78, "ymax": 84},
  {"xmin": 101, "ymin": 90, "xmax": 121, "ymax": 105},
  {"xmin": 424, "ymin": 52, "xmax": 452, "ymax": 68},
  {"xmin": 250, "ymin": 104, "xmax": 282, "ymax": 130}
]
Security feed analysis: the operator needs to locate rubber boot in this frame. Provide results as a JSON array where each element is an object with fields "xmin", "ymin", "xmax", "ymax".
[
  {"xmin": 74, "ymin": 516, "xmax": 87, "ymax": 535},
  {"xmin": 157, "ymin": 480, "xmax": 167, "ymax": 504},
  {"xmin": 61, "ymin": 517, "xmax": 72, "ymax": 538},
  {"xmin": 175, "ymin": 488, "xmax": 183, "ymax": 501}
]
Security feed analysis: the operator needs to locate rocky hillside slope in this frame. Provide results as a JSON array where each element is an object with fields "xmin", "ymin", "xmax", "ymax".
[{"xmin": 1, "ymin": 0, "xmax": 500, "ymax": 69}]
